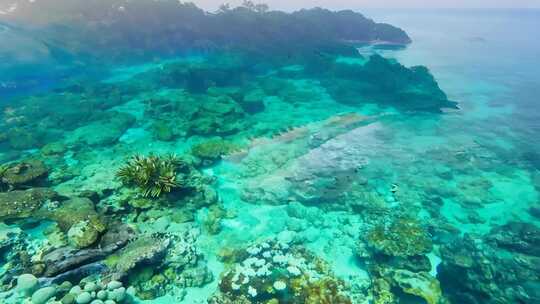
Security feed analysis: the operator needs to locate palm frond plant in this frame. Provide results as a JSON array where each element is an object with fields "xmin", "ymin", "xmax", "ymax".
[{"xmin": 116, "ymin": 154, "xmax": 182, "ymax": 198}]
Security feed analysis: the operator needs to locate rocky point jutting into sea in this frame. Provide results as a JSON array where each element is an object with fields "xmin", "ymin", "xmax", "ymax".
[{"xmin": 0, "ymin": 1, "xmax": 539, "ymax": 304}]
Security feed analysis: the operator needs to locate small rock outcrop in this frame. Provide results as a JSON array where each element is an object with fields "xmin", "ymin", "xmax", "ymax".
[
  {"xmin": 0, "ymin": 188, "xmax": 60, "ymax": 221},
  {"xmin": 0, "ymin": 160, "xmax": 48, "ymax": 190}
]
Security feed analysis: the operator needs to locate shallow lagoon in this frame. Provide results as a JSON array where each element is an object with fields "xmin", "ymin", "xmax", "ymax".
[{"xmin": 1, "ymin": 7, "xmax": 539, "ymax": 304}]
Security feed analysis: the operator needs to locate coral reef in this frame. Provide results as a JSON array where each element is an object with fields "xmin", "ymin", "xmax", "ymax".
[
  {"xmin": 355, "ymin": 214, "xmax": 443, "ymax": 304},
  {"xmin": 437, "ymin": 222, "xmax": 540, "ymax": 304},
  {"xmin": 215, "ymin": 238, "xmax": 352, "ymax": 303},
  {"xmin": 365, "ymin": 217, "xmax": 433, "ymax": 257}
]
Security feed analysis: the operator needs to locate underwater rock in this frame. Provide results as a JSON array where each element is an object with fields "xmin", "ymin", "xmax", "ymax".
[
  {"xmin": 75, "ymin": 292, "xmax": 92, "ymax": 304},
  {"xmin": 61, "ymin": 292, "xmax": 76, "ymax": 304},
  {"xmin": 0, "ymin": 160, "xmax": 48, "ymax": 190},
  {"xmin": 16, "ymin": 273, "xmax": 38, "ymax": 295},
  {"xmin": 66, "ymin": 112, "xmax": 135, "ymax": 146},
  {"xmin": 52, "ymin": 278, "xmax": 131, "ymax": 304},
  {"xmin": 41, "ymin": 225, "xmax": 132, "ymax": 280},
  {"xmin": 38, "ymin": 197, "xmax": 107, "ymax": 249},
  {"xmin": 77, "ymin": 190, "xmax": 101, "ymax": 205},
  {"xmin": 40, "ymin": 142, "xmax": 67, "ymax": 156},
  {"xmin": 42, "ymin": 262, "xmax": 107, "ymax": 287},
  {"xmin": 106, "ymin": 234, "xmax": 170, "ymax": 279},
  {"xmin": 390, "ymin": 269, "xmax": 443, "ymax": 304},
  {"xmin": 31, "ymin": 286, "xmax": 57, "ymax": 304},
  {"xmin": 67, "ymin": 221, "xmax": 101, "ymax": 249},
  {"xmin": 98, "ymin": 223, "xmax": 136, "ymax": 249},
  {"xmin": 188, "ymin": 96, "xmax": 246, "ymax": 136},
  {"xmin": 239, "ymin": 89, "xmax": 266, "ymax": 114},
  {"xmin": 42, "ymin": 247, "xmax": 109, "ymax": 278},
  {"xmin": 0, "ymin": 188, "xmax": 60, "ymax": 221},
  {"xmin": 151, "ymin": 120, "xmax": 174, "ymax": 141},
  {"xmin": 191, "ymin": 139, "xmax": 239, "ymax": 166}
]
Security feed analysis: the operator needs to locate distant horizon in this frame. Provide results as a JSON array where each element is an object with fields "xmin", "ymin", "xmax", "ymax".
[
  {"xmin": 193, "ymin": 0, "xmax": 540, "ymax": 12},
  {"xmin": 1, "ymin": 1, "xmax": 539, "ymax": 16}
]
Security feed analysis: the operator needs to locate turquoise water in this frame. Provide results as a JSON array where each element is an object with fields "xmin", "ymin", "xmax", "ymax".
[{"xmin": 1, "ymin": 6, "xmax": 539, "ymax": 304}]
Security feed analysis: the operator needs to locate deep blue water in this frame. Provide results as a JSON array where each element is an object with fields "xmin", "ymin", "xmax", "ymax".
[{"xmin": 366, "ymin": 9, "xmax": 540, "ymax": 143}]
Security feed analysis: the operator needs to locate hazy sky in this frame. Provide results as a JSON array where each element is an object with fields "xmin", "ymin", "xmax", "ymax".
[{"xmin": 193, "ymin": 0, "xmax": 540, "ymax": 11}]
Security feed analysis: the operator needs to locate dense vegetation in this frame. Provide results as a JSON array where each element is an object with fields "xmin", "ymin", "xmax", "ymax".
[{"xmin": 2, "ymin": 0, "xmax": 410, "ymax": 61}]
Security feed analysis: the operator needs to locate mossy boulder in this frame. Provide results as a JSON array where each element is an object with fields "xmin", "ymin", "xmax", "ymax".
[
  {"xmin": 191, "ymin": 139, "xmax": 239, "ymax": 166},
  {"xmin": 1, "ymin": 159, "xmax": 48, "ymax": 190},
  {"xmin": 67, "ymin": 220, "xmax": 101, "ymax": 249},
  {"xmin": 41, "ymin": 142, "xmax": 67, "ymax": 156},
  {"xmin": 188, "ymin": 96, "xmax": 246, "ymax": 136},
  {"xmin": 0, "ymin": 192, "xmax": 106, "ymax": 248},
  {"xmin": 390, "ymin": 270, "xmax": 442, "ymax": 304},
  {"xmin": 106, "ymin": 235, "xmax": 170, "ymax": 278},
  {"xmin": 38, "ymin": 197, "xmax": 107, "ymax": 248},
  {"xmin": 0, "ymin": 188, "xmax": 60, "ymax": 221}
]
